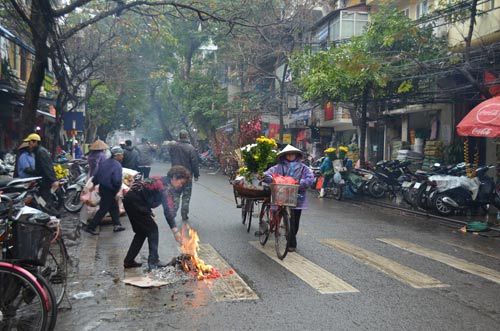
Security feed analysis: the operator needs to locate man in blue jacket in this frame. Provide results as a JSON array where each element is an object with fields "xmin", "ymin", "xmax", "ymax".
[{"xmin": 84, "ymin": 146, "xmax": 126, "ymax": 235}]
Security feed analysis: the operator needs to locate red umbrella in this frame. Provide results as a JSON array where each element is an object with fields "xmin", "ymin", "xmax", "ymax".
[{"xmin": 456, "ymin": 96, "xmax": 500, "ymax": 138}]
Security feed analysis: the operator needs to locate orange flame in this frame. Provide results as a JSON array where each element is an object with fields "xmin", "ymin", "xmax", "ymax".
[{"xmin": 180, "ymin": 224, "xmax": 219, "ymax": 280}]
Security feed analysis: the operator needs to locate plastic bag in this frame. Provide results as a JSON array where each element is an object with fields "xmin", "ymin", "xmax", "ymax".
[{"xmin": 272, "ymin": 174, "xmax": 297, "ymax": 184}]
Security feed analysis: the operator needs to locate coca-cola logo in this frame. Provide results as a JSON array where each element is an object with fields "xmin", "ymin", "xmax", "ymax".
[
  {"xmin": 476, "ymin": 103, "xmax": 499, "ymax": 124},
  {"xmin": 471, "ymin": 127, "xmax": 493, "ymax": 136}
]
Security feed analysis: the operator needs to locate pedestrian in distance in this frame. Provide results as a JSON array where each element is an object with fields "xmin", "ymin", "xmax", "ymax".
[
  {"xmin": 15, "ymin": 141, "xmax": 35, "ymax": 178},
  {"xmin": 319, "ymin": 147, "xmax": 336, "ymax": 198},
  {"xmin": 24, "ymin": 133, "xmax": 59, "ymax": 210},
  {"xmin": 74, "ymin": 141, "xmax": 83, "ymax": 159},
  {"xmin": 87, "ymin": 139, "xmax": 109, "ymax": 178},
  {"xmin": 167, "ymin": 130, "xmax": 199, "ymax": 221},
  {"xmin": 136, "ymin": 138, "xmax": 155, "ymax": 178},
  {"xmin": 122, "ymin": 139, "xmax": 139, "ymax": 171},
  {"xmin": 84, "ymin": 146, "xmax": 126, "ymax": 235},
  {"xmin": 263, "ymin": 144, "xmax": 314, "ymax": 252},
  {"xmin": 122, "ymin": 166, "xmax": 190, "ymax": 271}
]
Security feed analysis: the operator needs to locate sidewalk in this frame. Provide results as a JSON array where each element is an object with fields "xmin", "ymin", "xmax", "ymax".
[{"xmin": 56, "ymin": 211, "xmax": 213, "ymax": 330}]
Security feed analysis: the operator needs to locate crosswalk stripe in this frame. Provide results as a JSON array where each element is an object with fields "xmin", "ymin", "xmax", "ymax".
[
  {"xmin": 249, "ymin": 241, "xmax": 358, "ymax": 294},
  {"xmin": 320, "ymin": 239, "xmax": 448, "ymax": 289},
  {"xmin": 198, "ymin": 244, "xmax": 259, "ymax": 301},
  {"xmin": 378, "ymin": 238, "xmax": 500, "ymax": 285},
  {"xmin": 440, "ymin": 240, "xmax": 500, "ymax": 261}
]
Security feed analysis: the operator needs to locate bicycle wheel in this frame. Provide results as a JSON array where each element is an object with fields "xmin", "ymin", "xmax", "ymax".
[
  {"xmin": 246, "ymin": 200, "xmax": 254, "ymax": 233},
  {"xmin": 241, "ymin": 198, "xmax": 247, "ymax": 224},
  {"xmin": 34, "ymin": 273, "xmax": 57, "ymax": 331},
  {"xmin": 274, "ymin": 207, "xmax": 290, "ymax": 260},
  {"xmin": 0, "ymin": 265, "xmax": 48, "ymax": 331},
  {"xmin": 40, "ymin": 237, "xmax": 67, "ymax": 307},
  {"xmin": 258, "ymin": 203, "xmax": 270, "ymax": 245},
  {"xmin": 332, "ymin": 183, "xmax": 343, "ymax": 201}
]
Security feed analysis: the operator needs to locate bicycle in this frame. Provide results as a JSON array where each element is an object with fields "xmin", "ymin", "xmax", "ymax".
[
  {"xmin": 40, "ymin": 222, "xmax": 68, "ymax": 307},
  {"xmin": 257, "ymin": 183, "xmax": 298, "ymax": 260},
  {"xmin": 0, "ymin": 195, "xmax": 57, "ymax": 330}
]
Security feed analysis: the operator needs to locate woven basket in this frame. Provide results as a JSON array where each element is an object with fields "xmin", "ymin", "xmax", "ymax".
[
  {"xmin": 233, "ymin": 183, "xmax": 270, "ymax": 199},
  {"xmin": 270, "ymin": 184, "xmax": 299, "ymax": 207}
]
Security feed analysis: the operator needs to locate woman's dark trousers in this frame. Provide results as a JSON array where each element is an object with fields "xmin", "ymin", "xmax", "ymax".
[
  {"xmin": 87, "ymin": 187, "xmax": 121, "ymax": 231},
  {"xmin": 288, "ymin": 209, "xmax": 302, "ymax": 249},
  {"xmin": 123, "ymin": 192, "xmax": 159, "ymax": 267}
]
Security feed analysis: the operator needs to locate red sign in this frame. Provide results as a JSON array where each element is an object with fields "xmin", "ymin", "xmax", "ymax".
[{"xmin": 324, "ymin": 102, "xmax": 334, "ymax": 121}]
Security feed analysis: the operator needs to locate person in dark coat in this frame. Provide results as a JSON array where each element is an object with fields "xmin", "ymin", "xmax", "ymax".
[
  {"xmin": 167, "ymin": 130, "xmax": 199, "ymax": 221},
  {"xmin": 122, "ymin": 166, "xmax": 191, "ymax": 270},
  {"xmin": 84, "ymin": 146, "xmax": 126, "ymax": 235},
  {"xmin": 136, "ymin": 138, "xmax": 155, "ymax": 178},
  {"xmin": 122, "ymin": 140, "xmax": 139, "ymax": 170},
  {"xmin": 25, "ymin": 133, "xmax": 58, "ymax": 210}
]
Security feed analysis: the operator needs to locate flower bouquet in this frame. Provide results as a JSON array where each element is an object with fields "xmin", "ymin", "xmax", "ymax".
[{"xmin": 233, "ymin": 136, "xmax": 277, "ymax": 197}]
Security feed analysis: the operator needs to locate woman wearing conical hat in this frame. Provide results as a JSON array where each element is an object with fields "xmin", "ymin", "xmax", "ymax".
[
  {"xmin": 88, "ymin": 139, "xmax": 109, "ymax": 177},
  {"xmin": 263, "ymin": 145, "xmax": 314, "ymax": 252}
]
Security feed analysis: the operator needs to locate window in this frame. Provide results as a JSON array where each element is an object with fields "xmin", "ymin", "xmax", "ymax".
[
  {"xmin": 401, "ymin": 7, "xmax": 410, "ymax": 17},
  {"xmin": 330, "ymin": 16, "xmax": 340, "ymax": 41},
  {"xmin": 315, "ymin": 23, "xmax": 329, "ymax": 43},
  {"xmin": 486, "ymin": 0, "xmax": 495, "ymax": 10},
  {"xmin": 416, "ymin": 1, "xmax": 428, "ymax": 19},
  {"xmin": 333, "ymin": 11, "xmax": 368, "ymax": 41}
]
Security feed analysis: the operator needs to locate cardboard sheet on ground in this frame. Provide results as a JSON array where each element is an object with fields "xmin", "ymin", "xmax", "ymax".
[{"xmin": 123, "ymin": 276, "xmax": 171, "ymax": 288}]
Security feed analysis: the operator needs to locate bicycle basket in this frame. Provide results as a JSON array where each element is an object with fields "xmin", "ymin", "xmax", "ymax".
[
  {"xmin": 11, "ymin": 221, "xmax": 52, "ymax": 266},
  {"xmin": 270, "ymin": 184, "xmax": 299, "ymax": 207}
]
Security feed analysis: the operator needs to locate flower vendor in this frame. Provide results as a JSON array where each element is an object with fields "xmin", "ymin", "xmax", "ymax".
[{"xmin": 263, "ymin": 145, "xmax": 314, "ymax": 252}]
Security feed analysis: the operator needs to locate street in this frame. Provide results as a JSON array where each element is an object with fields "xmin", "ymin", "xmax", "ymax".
[{"xmin": 55, "ymin": 162, "xmax": 500, "ymax": 330}]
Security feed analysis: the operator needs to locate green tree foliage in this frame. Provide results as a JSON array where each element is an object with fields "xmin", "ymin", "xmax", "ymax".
[{"xmin": 290, "ymin": 4, "xmax": 447, "ymax": 164}]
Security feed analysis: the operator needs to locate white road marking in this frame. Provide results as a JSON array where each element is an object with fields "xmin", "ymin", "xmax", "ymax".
[
  {"xmin": 378, "ymin": 238, "xmax": 500, "ymax": 285},
  {"xmin": 198, "ymin": 244, "xmax": 258, "ymax": 301},
  {"xmin": 249, "ymin": 241, "xmax": 358, "ymax": 294},
  {"xmin": 320, "ymin": 239, "xmax": 448, "ymax": 288}
]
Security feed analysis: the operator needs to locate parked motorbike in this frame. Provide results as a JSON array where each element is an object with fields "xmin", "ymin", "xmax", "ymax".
[
  {"xmin": 367, "ymin": 160, "xmax": 412, "ymax": 199},
  {"xmin": 430, "ymin": 165, "xmax": 500, "ymax": 216},
  {"xmin": 0, "ymin": 176, "xmax": 60, "ymax": 216},
  {"xmin": 63, "ymin": 172, "xmax": 87, "ymax": 213}
]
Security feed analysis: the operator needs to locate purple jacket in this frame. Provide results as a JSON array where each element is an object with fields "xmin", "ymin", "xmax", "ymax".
[{"xmin": 264, "ymin": 157, "xmax": 314, "ymax": 209}]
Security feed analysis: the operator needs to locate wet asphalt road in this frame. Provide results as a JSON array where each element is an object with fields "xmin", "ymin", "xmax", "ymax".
[{"xmin": 56, "ymin": 162, "xmax": 500, "ymax": 330}]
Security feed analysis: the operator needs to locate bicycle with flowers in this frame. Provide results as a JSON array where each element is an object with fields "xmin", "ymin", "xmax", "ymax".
[{"xmin": 233, "ymin": 137, "xmax": 277, "ymax": 233}]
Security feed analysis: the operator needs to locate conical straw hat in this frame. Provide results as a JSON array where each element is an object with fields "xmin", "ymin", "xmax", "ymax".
[
  {"xmin": 277, "ymin": 144, "xmax": 303, "ymax": 157},
  {"xmin": 89, "ymin": 139, "xmax": 109, "ymax": 151}
]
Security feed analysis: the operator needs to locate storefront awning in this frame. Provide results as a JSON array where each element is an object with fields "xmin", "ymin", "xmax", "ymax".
[{"xmin": 457, "ymin": 96, "xmax": 500, "ymax": 138}]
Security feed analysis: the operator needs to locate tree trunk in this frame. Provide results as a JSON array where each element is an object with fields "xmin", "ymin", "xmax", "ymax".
[
  {"xmin": 460, "ymin": 0, "xmax": 492, "ymax": 99},
  {"xmin": 149, "ymin": 85, "xmax": 173, "ymax": 140},
  {"xmin": 278, "ymin": 62, "xmax": 288, "ymax": 144},
  {"xmin": 20, "ymin": 0, "xmax": 52, "ymax": 136},
  {"xmin": 359, "ymin": 86, "xmax": 369, "ymax": 168}
]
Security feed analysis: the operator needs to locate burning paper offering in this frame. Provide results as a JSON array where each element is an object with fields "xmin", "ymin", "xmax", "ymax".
[{"xmin": 176, "ymin": 224, "xmax": 221, "ymax": 280}]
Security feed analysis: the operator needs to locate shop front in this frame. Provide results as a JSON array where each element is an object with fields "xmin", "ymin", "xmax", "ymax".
[{"xmin": 382, "ymin": 103, "xmax": 454, "ymax": 168}]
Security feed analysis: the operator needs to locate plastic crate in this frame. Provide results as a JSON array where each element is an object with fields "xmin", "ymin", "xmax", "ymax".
[{"xmin": 270, "ymin": 184, "xmax": 299, "ymax": 207}]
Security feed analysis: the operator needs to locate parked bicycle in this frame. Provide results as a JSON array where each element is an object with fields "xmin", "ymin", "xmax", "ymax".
[{"xmin": 0, "ymin": 194, "xmax": 58, "ymax": 330}]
